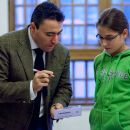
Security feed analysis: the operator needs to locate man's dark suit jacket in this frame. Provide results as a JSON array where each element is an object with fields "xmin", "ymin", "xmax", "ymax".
[{"xmin": 0, "ymin": 28, "xmax": 72, "ymax": 130}]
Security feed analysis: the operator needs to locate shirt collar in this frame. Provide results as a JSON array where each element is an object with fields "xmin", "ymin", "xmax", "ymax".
[{"xmin": 28, "ymin": 27, "xmax": 38, "ymax": 50}]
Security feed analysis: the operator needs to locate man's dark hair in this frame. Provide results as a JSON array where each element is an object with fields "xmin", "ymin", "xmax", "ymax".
[{"xmin": 31, "ymin": 1, "xmax": 65, "ymax": 29}]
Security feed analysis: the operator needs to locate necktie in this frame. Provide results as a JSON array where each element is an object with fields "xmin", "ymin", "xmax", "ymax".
[
  {"xmin": 29, "ymin": 48, "xmax": 44, "ymax": 130},
  {"xmin": 33, "ymin": 48, "xmax": 44, "ymax": 117},
  {"xmin": 34, "ymin": 48, "xmax": 44, "ymax": 71}
]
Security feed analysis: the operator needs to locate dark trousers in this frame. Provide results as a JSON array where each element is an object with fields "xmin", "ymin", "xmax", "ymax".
[{"xmin": 28, "ymin": 115, "xmax": 47, "ymax": 130}]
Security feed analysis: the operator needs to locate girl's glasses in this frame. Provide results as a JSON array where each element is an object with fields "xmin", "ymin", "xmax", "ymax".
[{"xmin": 96, "ymin": 33, "xmax": 119, "ymax": 42}]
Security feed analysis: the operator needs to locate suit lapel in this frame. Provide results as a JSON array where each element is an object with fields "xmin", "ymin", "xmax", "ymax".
[
  {"xmin": 16, "ymin": 29, "xmax": 34, "ymax": 80},
  {"xmin": 45, "ymin": 51, "xmax": 57, "ymax": 71},
  {"xmin": 45, "ymin": 51, "xmax": 57, "ymax": 100}
]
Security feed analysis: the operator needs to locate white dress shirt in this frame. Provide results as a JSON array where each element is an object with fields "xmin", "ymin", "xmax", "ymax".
[{"xmin": 28, "ymin": 27, "xmax": 46, "ymax": 117}]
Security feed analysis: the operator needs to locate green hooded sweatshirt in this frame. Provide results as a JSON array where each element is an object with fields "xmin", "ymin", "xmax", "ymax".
[{"xmin": 89, "ymin": 49, "xmax": 130, "ymax": 130}]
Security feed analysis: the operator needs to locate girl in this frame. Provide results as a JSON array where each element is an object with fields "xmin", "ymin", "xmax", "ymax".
[{"xmin": 89, "ymin": 8, "xmax": 130, "ymax": 130}]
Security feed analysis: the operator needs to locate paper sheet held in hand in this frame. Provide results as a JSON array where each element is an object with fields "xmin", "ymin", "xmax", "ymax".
[{"xmin": 54, "ymin": 105, "xmax": 82, "ymax": 119}]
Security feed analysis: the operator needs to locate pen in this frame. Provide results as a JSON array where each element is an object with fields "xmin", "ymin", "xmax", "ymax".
[
  {"xmin": 33, "ymin": 69, "xmax": 55, "ymax": 77},
  {"xmin": 33, "ymin": 69, "xmax": 39, "ymax": 72}
]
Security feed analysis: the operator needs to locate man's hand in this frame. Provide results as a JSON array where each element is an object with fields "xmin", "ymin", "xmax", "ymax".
[
  {"xmin": 50, "ymin": 103, "xmax": 63, "ymax": 119},
  {"xmin": 32, "ymin": 70, "xmax": 54, "ymax": 93}
]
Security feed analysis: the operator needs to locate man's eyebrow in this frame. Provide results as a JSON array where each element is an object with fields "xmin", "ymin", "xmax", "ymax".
[
  {"xmin": 45, "ymin": 29, "xmax": 63, "ymax": 34},
  {"xmin": 57, "ymin": 29, "xmax": 63, "ymax": 34}
]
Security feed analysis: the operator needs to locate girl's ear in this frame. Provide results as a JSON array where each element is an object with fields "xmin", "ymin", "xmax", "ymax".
[{"xmin": 122, "ymin": 28, "xmax": 128, "ymax": 38}]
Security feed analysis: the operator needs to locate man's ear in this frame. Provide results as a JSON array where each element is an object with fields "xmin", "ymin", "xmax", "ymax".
[{"xmin": 30, "ymin": 22, "xmax": 36, "ymax": 33}]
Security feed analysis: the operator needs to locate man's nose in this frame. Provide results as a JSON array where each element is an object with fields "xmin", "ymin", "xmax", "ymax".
[{"xmin": 51, "ymin": 34, "xmax": 59, "ymax": 44}]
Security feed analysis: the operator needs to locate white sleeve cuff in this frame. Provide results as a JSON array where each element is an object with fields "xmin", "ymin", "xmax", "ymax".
[{"xmin": 30, "ymin": 80, "xmax": 37, "ymax": 100}]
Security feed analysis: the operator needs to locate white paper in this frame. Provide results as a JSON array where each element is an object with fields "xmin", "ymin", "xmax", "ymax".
[{"xmin": 54, "ymin": 105, "xmax": 82, "ymax": 119}]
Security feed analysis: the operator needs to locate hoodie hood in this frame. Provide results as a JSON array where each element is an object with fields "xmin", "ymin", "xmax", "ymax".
[{"xmin": 104, "ymin": 49, "xmax": 130, "ymax": 58}]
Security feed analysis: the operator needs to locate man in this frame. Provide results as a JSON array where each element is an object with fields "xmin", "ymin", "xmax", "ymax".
[{"xmin": 0, "ymin": 2, "xmax": 72, "ymax": 130}]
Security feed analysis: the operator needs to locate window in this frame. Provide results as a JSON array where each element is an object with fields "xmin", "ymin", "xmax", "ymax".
[
  {"xmin": 60, "ymin": 0, "xmax": 99, "ymax": 46},
  {"xmin": 9, "ymin": 0, "xmax": 47, "ymax": 30},
  {"xmin": 70, "ymin": 60, "xmax": 95, "ymax": 105},
  {"xmin": 58, "ymin": 0, "xmax": 100, "ymax": 105},
  {"xmin": 9, "ymin": 0, "xmax": 130, "ymax": 105}
]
